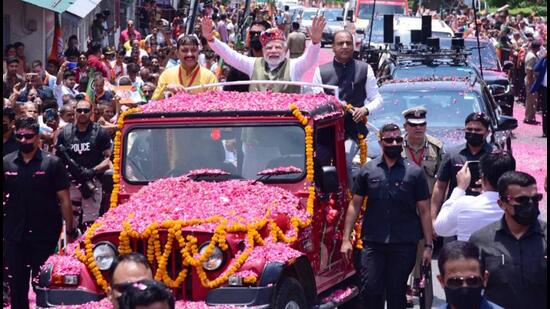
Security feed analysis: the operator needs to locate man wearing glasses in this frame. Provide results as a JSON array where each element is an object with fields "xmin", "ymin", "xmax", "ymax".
[
  {"xmin": 435, "ymin": 241, "xmax": 503, "ymax": 309},
  {"xmin": 470, "ymin": 171, "xmax": 547, "ymax": 309},
  {"xmin": 3, "ymin": 117, "xmax": 74, "ymax": 309},
  {"xmin": 56, "ymin": 100, "xmax": 112, "ymax": 230},
  {"xmin": 340, "ymin": 123, "xmax": 433, "ymax": 308}
]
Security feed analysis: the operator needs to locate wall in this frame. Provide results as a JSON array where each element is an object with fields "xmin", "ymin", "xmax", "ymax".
[{"xmin": 3, "ymin": 1, "xmax": 49, "ymax": 65}]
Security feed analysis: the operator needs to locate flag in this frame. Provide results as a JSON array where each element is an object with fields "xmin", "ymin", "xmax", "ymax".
[
  {"xmin": 48, "ymin": 13, "xmax": 64, "ymax": 62},
  {"xmin": 86, "ymin": 68, "xmax": 96, "ymax": 105}
]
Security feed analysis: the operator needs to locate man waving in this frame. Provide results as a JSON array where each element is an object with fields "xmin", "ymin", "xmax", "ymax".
[{"xmin": 202, "ymin": 15, "xmax": 326, "ymax": 93}]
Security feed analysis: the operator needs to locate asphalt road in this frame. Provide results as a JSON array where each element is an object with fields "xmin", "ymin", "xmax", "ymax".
[{"xmin": 308, "ymin": 44, "xmax": 548, "ymax": 308}]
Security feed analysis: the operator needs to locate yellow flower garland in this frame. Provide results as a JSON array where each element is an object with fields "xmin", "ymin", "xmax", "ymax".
[{"xmin": 76, "ymin": 103, "xmax": 318, "ymax": 291}]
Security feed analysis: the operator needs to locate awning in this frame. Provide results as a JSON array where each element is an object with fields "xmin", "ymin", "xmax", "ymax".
[
  {"xmin": 21, "ymin": 0, "xmax": 75, "ymax": 13},
  {"xmin": 66, "ymin": 0, "xmax": 103, "ymax": 19}
]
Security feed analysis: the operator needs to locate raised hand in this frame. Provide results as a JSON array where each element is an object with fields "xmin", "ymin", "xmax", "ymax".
[
  {"xmin": 308, "ymin": 15, "xmax": 327, "ymax": 45},
  {"xmin": 201, "ymin": 17, "xmax": 215, "ymax": 42}
]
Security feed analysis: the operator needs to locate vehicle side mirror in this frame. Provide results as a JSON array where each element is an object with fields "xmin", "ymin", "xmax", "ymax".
[
  {"xmin": 347, "ymin": 10, "xmax": 353, "ymax": 21},
  {"xmin": 356, "ymin": 28, "xmax": 365, "ymax": 35},
  {"xmin": 337, "ymin": 16, "xmax": 344, "ymax": 21},
  {"xmin": 502, "ymin": 60, "xmax": 513, "ymax": 70},
  {"xmin": 320, "ymin": 166, "xmax": 339, "ymax": 193},
  {"xmin": 378, "ymin": 74, "xmax": 393, "ymax": 83},
  {"xmin": 496, "ymin": 115, "xmax": 518, "ymax": 131},
  {"xmin": 489, "ymin": 84, "xmax": 507, "ymax": 96}
]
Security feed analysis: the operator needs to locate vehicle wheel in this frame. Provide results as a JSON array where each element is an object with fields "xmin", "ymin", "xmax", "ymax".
[
  {"xmin": 272, "ymin": 277, "xmax": 308, "ymax": 309},
  {"xmin": 321, "ymin": 42, "xmax": 325, "ymax": 48}
]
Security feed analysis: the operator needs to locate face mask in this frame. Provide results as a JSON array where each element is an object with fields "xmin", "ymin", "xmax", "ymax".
[
  {"xmin": 465, "ymin": 132, "xmax": 485, "ymax": 147},
  {"xmin": 512, "ymin": 202, "xmax": 540, "ymax": 226},
  {"xmin": 383, "ymin": 145, "xmax": 402, "ymax": 159},
  {"xmin": 3, "ymin": 123, "xmax": 10, "ymax": 134},
  {"xmin": 19, "ymin": 142, "xmax": 35, "ymax": 153},
  {"xmin": 444, "ymin": 287, "xmax": 483, "ymax": 309}
]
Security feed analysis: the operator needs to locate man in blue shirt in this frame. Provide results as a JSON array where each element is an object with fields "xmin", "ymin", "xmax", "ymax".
[{"xmin": 436, "ymin": 241, "xmax": 503, "ymax": 309}]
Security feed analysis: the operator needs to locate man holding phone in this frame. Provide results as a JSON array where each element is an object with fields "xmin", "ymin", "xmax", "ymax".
[
  {"xmin": 434, "ymin": 151, "xmax": 516, "ymax": 241},
  {"xmin": 431, "ymin": 113, "xmax": 494, "ymax": 230}
]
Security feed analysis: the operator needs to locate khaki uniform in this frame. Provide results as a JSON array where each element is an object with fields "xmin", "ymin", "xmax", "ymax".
[{"xmin": 401, "ymin": 134, "xmax": 444, "ymax": 194}]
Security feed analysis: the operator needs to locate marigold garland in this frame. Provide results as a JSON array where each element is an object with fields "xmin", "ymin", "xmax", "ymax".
[{"xmin": 75, "ymin": 103, "xmax": 319, "ymax": 291}]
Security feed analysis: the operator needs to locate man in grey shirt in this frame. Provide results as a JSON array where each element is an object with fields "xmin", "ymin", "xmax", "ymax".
[{"xmin": 287, "ymin": 22, "xmax": 306, "ymax": 58}]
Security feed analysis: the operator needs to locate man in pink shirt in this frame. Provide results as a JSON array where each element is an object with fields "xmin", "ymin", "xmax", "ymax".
[
  {"xmin": 119, "ymin": 19, "xmax": 142, "ymax": 46},
  {"xmin": 87, "ymin": 42, "xmax": 109, "ymax": 78}
]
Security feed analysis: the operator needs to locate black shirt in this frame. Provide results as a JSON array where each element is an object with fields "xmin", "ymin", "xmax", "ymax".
[
  {"xmin": 3, "ymin": 150, "xmax": 70, "ymax": 242},
  {"xmin": 469, "ymin": 218, "xmax": 547, "ymax": 309},
  {"xmin": 3, "ymin": 133, "xmax": 19, "ymax": 157},
  {"xmin": 56, "ymin": 122, "xmax": 112, "ymax": 169},
  {"xmin": 224, "ymin": 66, "xmax": 250, "ymax": 92},
  {"xmin": 353, "ymin": 156, "xmax": 430, "ymax": 244},
  {"xmin": 436, "ymin": 142, "xmax": 493, "ymax": 197}
]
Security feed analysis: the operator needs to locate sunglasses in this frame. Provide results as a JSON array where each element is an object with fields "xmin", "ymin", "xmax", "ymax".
[
  {"xmin": 445, "ymin": 276, "xmax": 483, "ymax": 289},
  {"xmin": 76, "ymin": 108, "xmax": 91, "ymax": 114},
  {"xmin": 381, "ymin": 136, "xmax": 404, "ymax": 144},
  {"xmin": 15, "ymin": 133, "xmax": 37, "ymax": 140},
  {"xmin": 407, "ymin": 122, "xmax": 426, "ymax": 127},
  {"xmin": 501, "ymin": 193, "xmax": 544, "ymax": 204}
]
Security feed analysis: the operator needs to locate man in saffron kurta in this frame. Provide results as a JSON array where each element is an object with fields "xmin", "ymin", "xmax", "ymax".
[
  {"xmin": 202, "ymin": 16, "xmax": 326, "ymax": 93},
  {"xmin": 152, "ymin": 35, "xmax": 218, "ymax": 100}
]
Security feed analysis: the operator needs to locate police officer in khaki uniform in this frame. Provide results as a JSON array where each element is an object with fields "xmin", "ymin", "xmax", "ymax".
[{"xmin": 401, "ymin": 106, "xmax": 444, "ymax": 305}]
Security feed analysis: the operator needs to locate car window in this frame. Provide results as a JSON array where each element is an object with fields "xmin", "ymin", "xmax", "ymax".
[
  {"xmin": 374, "ymin": 89, "xmax": 483, "ymax": 129},
  {"xmin": 393, "ymin": 66, "xmax": 476, "ymax": 79},
  {"xmin": 323, "ymin": 9, "xmax": 343, "ymax": 21},
  {"xmin": 124, "ymin": 124, "xmax": 305, "ymax": 183},
  {"xmin": 358, "ymin": 4, "xmax": 405, "ymax": 19},
  {"xmin": 302, "ymin": 11, "xmax": 317, "ymax": 20}
]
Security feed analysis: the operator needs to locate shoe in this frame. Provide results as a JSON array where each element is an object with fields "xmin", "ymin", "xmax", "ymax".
[{"xmin": 524, "ymin": 119, "xmax": 540, "ymax": 125}]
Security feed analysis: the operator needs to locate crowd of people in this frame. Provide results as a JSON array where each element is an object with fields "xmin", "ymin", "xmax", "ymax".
[{"xmin": 2, "ymin": 0, "xmax": 547, "ymax": 308}]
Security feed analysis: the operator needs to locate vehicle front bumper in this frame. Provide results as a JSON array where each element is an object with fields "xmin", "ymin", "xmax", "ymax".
[
  {"xmin": 206, "ymin": 285, "xmax": 274, "ymax": 308},
  {"xmin": 34, "ymin": 286, "xmax": 102, "ymax": 307}
]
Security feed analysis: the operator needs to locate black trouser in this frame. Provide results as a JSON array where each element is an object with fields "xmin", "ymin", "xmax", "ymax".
[
  {"xmin": 540, "ymin": 86, "xmax": 547, "ymax": 136},
  {"xmin": 5, "ymin": 238, "xmax": 58, "ymax": 309},
  {"xmin": 358, "ymin": 242, "xmax": 417, "ymax": 309}
]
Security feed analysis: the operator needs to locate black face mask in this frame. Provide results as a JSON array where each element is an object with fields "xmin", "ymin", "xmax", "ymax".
[
  {"xmin": 3, "ymin": 123, "xmax": 10, "ymax": 134},
  {"xmin": 444, "ymin": 287, "xmax": 483, "ymax": 309},
  {"xmin": 19, "ymin": 143, "xmax": 35, "ymax": 154},
  {"xmin": 512, "ymin": 202, "xmax": 540, "ymax": 226},
  {"xmin": 383, "ymin": 145, "xmax": 402, "ymax": 159},
  {"xmin": 465, "ymin": 132, "xmax": 485, "ymax": 147}
]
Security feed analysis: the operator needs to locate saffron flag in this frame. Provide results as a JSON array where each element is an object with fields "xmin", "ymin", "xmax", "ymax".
[{"xmin": 48, "ymin": 13, "xmax": 64, "ymax": 62}]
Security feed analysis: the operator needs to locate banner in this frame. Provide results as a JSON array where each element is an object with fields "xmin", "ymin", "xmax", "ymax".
[{"xmin": 48, "ymin": 13, "xmax": 64, "ymax": 62}]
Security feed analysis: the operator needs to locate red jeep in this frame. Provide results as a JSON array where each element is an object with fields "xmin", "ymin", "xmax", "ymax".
[{"xmin": 34, "ymin": 87, "xmax": 367, "ymax": 308}]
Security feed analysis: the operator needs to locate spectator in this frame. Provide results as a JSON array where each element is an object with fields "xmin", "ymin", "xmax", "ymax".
[
  {"xmin": 108, "ymin": 253, "xmax": 154, "ymax": 309},
  {"xmin": 340, "ymin": 123, "xmax": 433, "ymax": 308},
  {"xmin": 4, "ymin": 117, "xmax": 75, "ymax": 309},
  {"xmin": 111, "ymin": 49, "xmax": 128, "ymax": 80},
  {"xmin": 470, "ymin": 171, "xmax": 547, "ymax": 309},
  {"xmin": 141, "ymin": 82, "xmax": 155, "ymax": 102},
  {"xmin": 118, "ymin": 279, "xmax": 175, "ymax": 309},
  {"xmin": 75, "ymin": 52, "xmax": 89, "ymax": 83},
  {"xmin": 217, "ymin": 14, "xmax": 229, "ymax": 43},
  {"xmin": 126, "ymin": 40, "xmax": 149, "ymax": 59},
  {"xmin": 435, "ymin": 241, "xmax": 503, "ymax": 309},
  {"xmin": 13, "ymin": 42, "xmax": 29, "ymax": 75},
  {"xmin": 152, "ymin": 35, "xmax": 218, "ymax": 100},
  {"xmin": 87, "ymin": 42, "xmax": 110, "ymax": 78},
  {"xmin": 91, "ymin": 13, "xmax": 108, "ymax": 46},
  {"xmin": 145, "ymin": 20, "xmax": 170, "ymax": 47},
  {"xmin": 434, "ymin": 151, "xmax": 516, "ymax": 240},
  {"xmin": 59, "ymin": 104, "xmax": 75, "ymax": 128},
  {"xmin": 46, "ymin": 59, "xmax": 60, "ymax": 77},
  {"xmin": 64, "ymin": 35, "xmax": 80, "ymax": 60},
  {"xmin": 120, "ymin": 19, "xmax": 142, "ymax": 46},
  {"xmin": 91, "ymin": 75, "xmax": 114, "ymax": 106},
  {"xmin": 55, "ymin": 63, "xmax": 78, "ymax": 108},
  {"xmin": 31, "ymin": 60, "xmax": 57, "ymax": 89},
  {"xmin": 431, "ymin": 113, "xmax": 493, "ymax": 225},
  {"xmin": 17, "ymin": 73, "xmax": 55, "ymax": 103},
  {"xmin": 524, "ymin": 40, "xmax": 542, "ymax": 124},
  {"xmin": 530, "ymin": 52, "xmax": 547, "ymax": 137},
  {"xmin": 3, "ymin": 44, "xmax": 17, "ymax": 73},
  {"xmin": 287, "ymin": 22, "xmax": 306, "ymax": 58},
  {"xmin": 124, "ymin": 63, "xmax": 145, "ymax": 88},
  {"xmin": 3, "ymin": 107, "xmax": 18, "ymax": 156},
  {"xmin": 3, "ymin": 56, "xmax": 24, "ymax": 99},
  {"xmin": 56, "ymin": 99, "xmax": 112, "ymax": 229}
]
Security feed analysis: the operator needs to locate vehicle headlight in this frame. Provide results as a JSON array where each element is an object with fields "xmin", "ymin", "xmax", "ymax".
[
  {"xmin": 93, "ymin": 242, "xmax": 117, "ymax": 271},
  {"xmin": 199, "ymin": 242, "xmax": 224, "ymax": 271}
]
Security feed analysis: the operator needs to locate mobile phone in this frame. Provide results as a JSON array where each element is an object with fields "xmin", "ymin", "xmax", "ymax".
[
  {"xmin": 467, "ymin": 160, "xmax": 481, "ymax": 188},
  {"xmin": 66, "ymin": 62, "xmax": 78, "ymax": 70}
]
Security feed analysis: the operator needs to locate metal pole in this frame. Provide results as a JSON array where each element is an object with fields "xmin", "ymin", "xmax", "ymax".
[
  {"xmin": 472, "ymin": 0, "xmax": 484, "ymax": 79},
  {"xmin": 186, "ymin": 0, "xmax": 200, "ymax": 35},
  {"xmin": 366, "ymin": 0, "xmax": 376, "ymax": 49}
]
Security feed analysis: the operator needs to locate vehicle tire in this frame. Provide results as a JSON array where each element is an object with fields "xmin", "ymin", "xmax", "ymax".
[
  {"xmin": 321, "ymin": 42, "xmax": 325, "ymax": 48},
  {"xmin": 272, "ymin": 277, "xmax": 308, "ymax": 309}
]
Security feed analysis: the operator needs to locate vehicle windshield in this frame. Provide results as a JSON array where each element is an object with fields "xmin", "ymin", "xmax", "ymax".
[
  {"xmin": 373, "ymin": 89, "xmax": 483, "ymax": 129},
  {"xmin": 302, "ymin": 10, "xmax": 317, "ymax": 20},
  {"xmin": 358, "ymin": 4, "xmax": 405, "ymax": 19},
  {"xmin": 323, "ymin": 9, "xmax": 343, "ymax": 21},
  {"xmin": 466, "ymin": 44, "xmax": 500, "ymax": 70},
  {"xmin": 124, "ymin": 124, "xmax": 305, "ymax": 182},
  {"xmin": 393, "ymin": 66, "xmax": 476, "ymax": 79}
]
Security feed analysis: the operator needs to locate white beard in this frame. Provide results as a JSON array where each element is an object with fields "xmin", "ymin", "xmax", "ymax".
[{"xmin": 264, "ymin": 55, "xmax": 285, "ymax": 68}]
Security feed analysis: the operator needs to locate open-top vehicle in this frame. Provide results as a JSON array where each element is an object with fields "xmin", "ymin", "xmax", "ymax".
[{"xmin": 34, "ymin": 83, "xmax": 368, "ymax": 308}]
